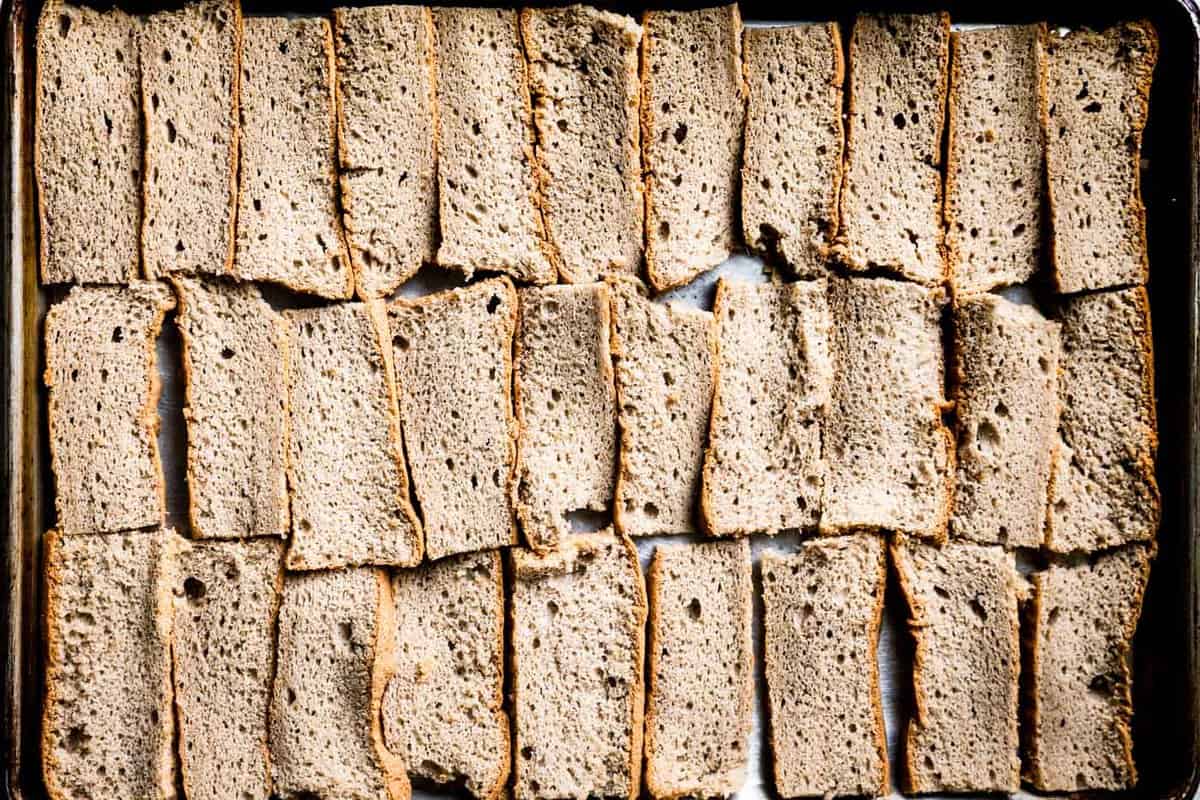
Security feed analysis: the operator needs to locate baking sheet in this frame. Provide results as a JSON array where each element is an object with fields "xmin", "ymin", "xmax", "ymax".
[{"xmin": 7, "ymin": 3, "xmax": 1200, "ymax": 799}]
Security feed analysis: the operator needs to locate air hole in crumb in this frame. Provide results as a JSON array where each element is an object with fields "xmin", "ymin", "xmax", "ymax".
[
  {"xmin": 221, "ymin": 347, "xmax": 235, "ymax": 359},
  {"xmin": 643, "ymin": 502, "xmax": 659, "ymax": 519},
  {"xmin": 487, "ymin": 295, "xmax": 501, "ymax": 314},
  {"xmin": 673, "ymin": 123, "xmax": 687, "ymax": 144},
  {"xmin": 687, "ymin": 598, "xmax": 701, "ymax": 620},
  {"xmin": 969, "ymin": 597, "xmax": 988, "ymax": 622},
  {"xmin": 893, "ymin": 113, "xmax": 906, "ymax": 129},
  {"xmin": 111, "ymin": 327, "xmax": 124, "ymax": 343},
  {"xmin": 183, "ymin": 577, "xmax": 206, "ymax": 602}
]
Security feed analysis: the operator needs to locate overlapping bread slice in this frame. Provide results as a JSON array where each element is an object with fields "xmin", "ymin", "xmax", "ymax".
[
  {"xmin": 701, "ymin": 278, "xmax": 831, "ymax": 536},
  {"xmin": 174, "ymin": 276, "xmax": 289, "ymax": 539},
  {"xmin": 609, "ymin": 279, "xmax": 715, "ymax": 536},
  {"xmin": 513, "ymin": 283, "xmax": 617, "ymax": 552},
  {"xmin": 333, "ymin": 5, "xmax": 437, "ymax": 298},
  {"xmin": 140, "ymin": 0, "xmax": 240, "ymax": 279},
  {"xmin": 951, "ymin": 294, "xmax": 1060, "ymax": 547},
  {"xmin": 946, "ymin": 25, "xmax": 1045, "ymax": 295},
  {"xmin": 44, "ymin": 283, "xmax": 175, "ymax": 535},
  {"xmin": 1027, "ymin": 545, "xmax": 1152, "ymax": 791},
  {"xmin": 741, "ymin": 22, "xmax": 844, "ymax": 277},
  {"xmin": 510, "ymin": 532, "xmax": 647, "ymax": 800},
  {"xmin": 521, "ymin": 5, "xmax": 643, "ymax": 283},
  {"xmin": 235, "ymin": 16, "xmax": 352, "ymax": 299},
  {"xmin": 434, "ymin": 7, "xmax": 556, "ymax": 285},
  {"xmin": 383, "ymin": 552, "xmax": 508, "ymax": 800},
  {"xmin": 172, "ymin": 538, "xmax": 283, "ymax": 800},
  {"xmin": 641, "ymin": 4, "xmax": 744, "ymax": 290},
  {"xmin": 761, "ymin": 534, "xmax": 888, "ymax": 798},
  {"xmin": 284, "ymin": 301, "xmax": 422, "ymax": 569},
  {"xmin": 645, "ymin": 539, "xmax": 753, "ymax": 799},
  {"xmin": 836, "ymin": 13, "xmax": 950, "ymax": 285},
  {"xmin": 1042, "ymin": 22, "xmax": 1158, "ymax": 293},
  {"xmin": 822, "ymin": 276, "xmax": 953, "ymax": 541},
  {"xmin": 1049, "ymin": 288, "xmax": 1159, "ymax": 552},
  {"xmin": 388, "ymin": 278, "xmax": 518, "ymax": 560},
  {"xmin": 42, "ymin": 529, "xmax": 177, "ymax": 800},
  {"xmin": 270, "ymin": 568, "xmax": 407, "ymax": 800},
  {"xmin": 892, "ymin": 540, "xmax": 1021, "ymax": 793},
  {"xmin": 35, "ymin": 0, "xmax": 141, "ymax": 284}
]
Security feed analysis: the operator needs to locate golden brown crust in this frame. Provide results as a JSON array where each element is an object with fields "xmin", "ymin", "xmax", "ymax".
[
  {"xmin": 697, "ymin": 277, "xmax": 730, "ymax": 536},
  {"xmin": 367, "ymin": 299, "xmax": 425, "ymax": 564},
  {"xmin": 619, "ymin": 532, "xmax": 648, "ymax": 800},
  {"xmin": 40, "ymin": 529, "xmax": 66, "ymax": 800},
  {"xmin": 319, "ymin": 18, "xmax": 355, "ymax": 301},
  {"xmin": 481, "ymin": 550, "xmax": 512, "ymax": 800},
  {"xmin": 371, "ymin": 569, "xmax": 411, "ymax": 800},
  {"xmin": 868, "ymin": 535, "xmax": 890, "ymax": 797}
]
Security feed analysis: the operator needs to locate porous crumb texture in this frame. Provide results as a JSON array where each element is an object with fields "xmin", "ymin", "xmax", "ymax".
[
  {"xmin": 609, "ymin": 279, "xmax": 714, "ymax": 537},
  {"xmin": 235, "ymin": 16, "xmax": 352, "ymax": 299},
  {"xmin": 641, "ymin": 5, "xmax": 744, "ymax": 291},
  {"xmin": 334, "ymin": 5, "xmax": 438, "ymax": 298},
  {"xmin": 521, "ymin": 5, "xmax": 643, "ymax": 283},
  {"xmin": 174, "ymin": 276, "xmax": 289, "ymax": 539},
  {"xmin": 1049, "ymin": 288, "xmax": 1159, "ymax": 553},
  {"xmin": 42, "ymin": 530, "xmax": 176, "ymax": 800},
  {"xmin": 44, "ymin": 283, "xmax": 174, "ymax": 535},
  {"xmin": 383, "ymin": 552, "xmax": 508, "ymax": 800},
  {"xmin": 1043, "ymin": 22, "xmax": 1158, "ymax": 294},
  {"xmin": 434, "ymin": 7, "xmax": 556, "ymax": 285},
  {"xmin": 644, "ymin": 539, "xmax": 753, "ymax": 800},
  {"xmin": 172, "ymin": 538, "xmax": 283, "ymax": 800},
  {"xmin": 822, "ymin": 276, "xmax": 953, "ymax": 541},
  {"xmin": 1027, "ymin": 545, "xmax": 1152, "ymax": 792},
  {"xmin": 836, "ymin": 13, "xmax": 950, "ymax": 285},
  {"xmin": 35, "ymin": 0, "xmax": 140, "ymax": 285},
  {"xmin": 388, "ymin": 278, "xmax": 519, "ymax": 560},
  {"xmin": 284, "ymin": 301, "xmax": 423, "ymax": 569},
  {"xmin": 741, "ymin": 23, "xmax": 843, "ymax": 277},
  {"xmin": 510, "ymin": 532, "xmax": 647, "ymax": 800},
  {"xmin": 140, "ymin": 0, "xmax": 240, "ymax": 280},
  {"xmin": 951, "ymin": 294, "xmax": 1060, "ymax": 547},
  {"xmin": 514, "ymin": 284, "xmax": 616, "ymax": 552},
  {"xmin": 892, "ymin": 540, "xmax": 1020, "ymax": 794},
  {"xmin": 702, "ymin": 279, "xmax": 831, "ymax": 536},
  {"xmin": 270, "ymin": 569, "xmax": 407, "ymax": 800},
  {"xmin": 945, "ymin": 25, "xmax": 1044, "ymax": 295},
  {"xmin": 761, "ymin": 535, "xmax": 888, "ymax": 799}
]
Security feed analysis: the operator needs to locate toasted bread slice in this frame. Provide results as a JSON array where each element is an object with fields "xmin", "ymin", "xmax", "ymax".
[{"xmin": 510, "ymin": 532, "xmax": 647, "ymax": 800}]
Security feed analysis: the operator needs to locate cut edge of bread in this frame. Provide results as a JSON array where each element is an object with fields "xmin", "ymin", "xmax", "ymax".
[
  {"xmin": 642, "ymin": 538, "xmax": 753, "ymax": 800},
  {"xmin": 639, "ymin": 4, "xmax": 746, "ymax": 294},
  {"xmin": 944, "ymin": 23, "xmax": 1047, "ymax": 298}
]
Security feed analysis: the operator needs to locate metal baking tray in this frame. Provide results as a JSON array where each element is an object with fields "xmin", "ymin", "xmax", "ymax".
[{"xmin": 4, "ymin": 1, "xmax": 1200, "ymax": 799}]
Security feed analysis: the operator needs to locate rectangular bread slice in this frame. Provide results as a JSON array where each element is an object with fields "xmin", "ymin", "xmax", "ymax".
[
  {"xmin": 951, "ymin": 294, "xmax": 1060, "ymax": 547},
  {"xmin": 434, "ymin": 7, "xmax": 556, "ymax": 285},
  {"xmin": 35, "ymin": 0, "xmax": 140, "ymax": 285},
  {"xmin": 382, "ymin": 551, "xmax": 508, "ymax": 800},
  {"xmin": 1049, "ymin": 288, "xmax": 1159, "ymax": 552},
  {"xmin": 1027, "ymin": 545, "xmax": 1152, "ymax": 791},
  {"xmin": 45, "ymin": 283, "xmax": 175, "ymax": 535},
  {"xmin": 892, "ymin": 540, "xmax": 1020, "ymax": 793},
  {"xmin": 510, "ymin": 532, "xmax": 647, "ymax": 800},
  {"xmin": 140, "ymin": 0, "xmax": 240, "ymax": 280},
  {"xmin": 835, "ymin": 13, "xmax": 950, "ymax": 285},
  {"xmin": 946, "ymin": 25, "xmax": 1044, "ymax": 295},
  {"xmin": 1043, "ymin": 23, "xmax": 1158, "ymax": 294},
  {"xmin": 174, "ymin": 276, "xmax": 289, "ymax": 539},
  {"xmin": 270, "ymin": 568, "xmax": 408, "ymax": 800},
  {"xmin": 285, "ymin": 301, "xmax": 422, "ymax": 569},
  {"xmin": 42, "ymin": 529, "xmax": 176, "ymax": 800},
  {"xmin": 645, "ymin": 539, "xmax": 753, "ymax": 799},
  {"xmin": 762, "ymin": 534, "xmax": 888, "ymax": 798},
  {"xmin": 741, "ymin": 23, "xmax": 844, "ymax": 277},
  {"xmin": 173, "ymin": 538, "xmax": 284, "ymax": 800},
  {"xmin": 514, "ymin": 283, "xmax": 616, "ymax": 552},
  {"xmin": 388, "ymin": 279, "xmax": 518, "ymax": 560},
  {"xmin": 641, "ymin": 5, "xmax": 744, "ymax": 291},
  {"xmin": 701, "ymin": 278, "xmax": 831, "ymax": 536},
  {"xmin": 334, "ymin": 5, "xmax": 437, "ymax": 298},
  {"xmin": 235, "ymin": 16, "xmax": 352, "ymax": 299},
  {"xmin": 521, "ymin": 5, "xmax": 643, "ymax": 284},
  {"xmin": 609, "ymin": 279, "xmax": 715, "ymax": 536},
  {"xmin": 822, "ymin": 276, "xmax": 952, "ymax": 541}
]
